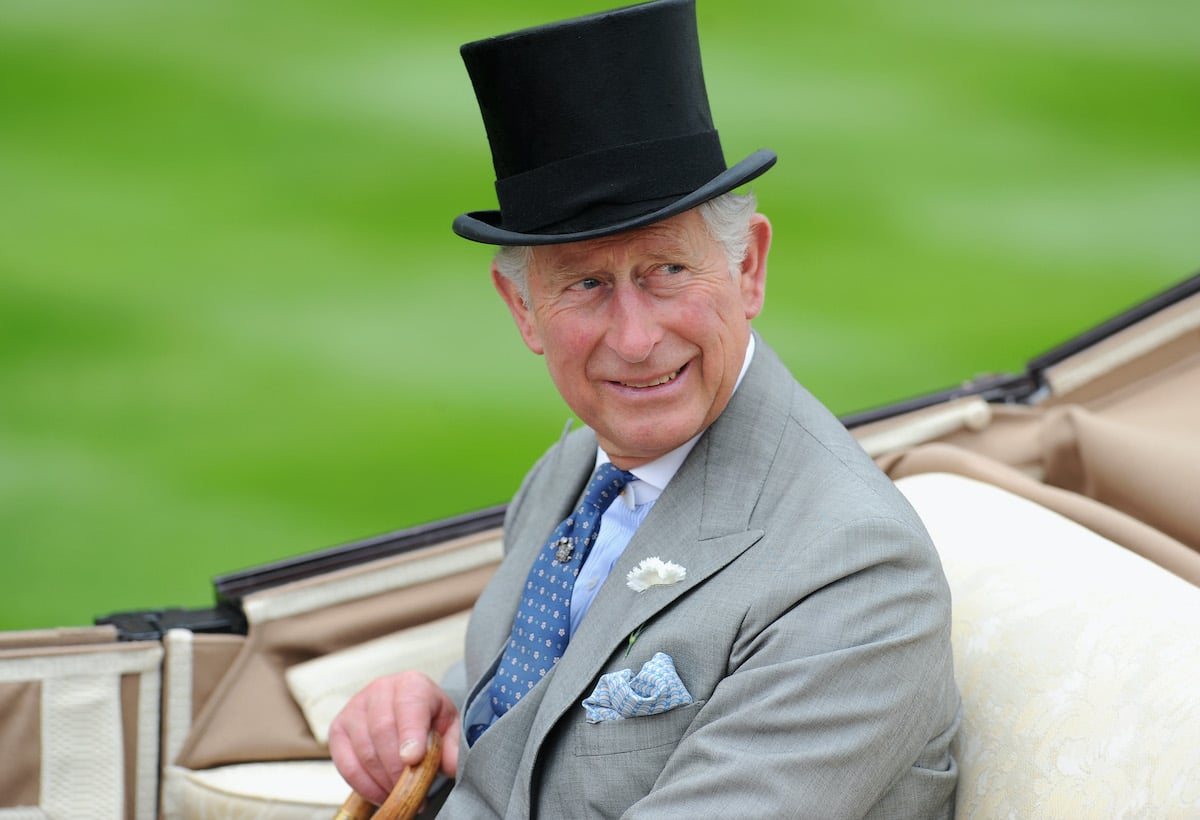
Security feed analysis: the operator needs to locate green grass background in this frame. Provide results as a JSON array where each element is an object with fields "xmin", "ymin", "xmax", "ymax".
[{"xmin": 2, "ymin": 1, "xmax": 1197, "ymax": 630}]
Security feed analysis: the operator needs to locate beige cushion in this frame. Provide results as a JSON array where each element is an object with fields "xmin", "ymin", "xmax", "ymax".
[
  {"xmin": 285, "ymin": 610, "xmax": 470, "ymax": 744},
  {"xmin": 896, "ymin": 473, "xmax": 1200, "ymax": 817},
  {"xmin": 171, "ymin": 760, "xmax": 345, "ymax": 820}
]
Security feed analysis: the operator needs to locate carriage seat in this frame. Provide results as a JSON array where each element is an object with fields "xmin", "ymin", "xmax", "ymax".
[
  {"xmin": 160, "ymin": 473, "xmax": 1200, "ymax": 818},
  {"xmin": 896, "ymin": 472, "xmax": 1200, "ymax": 817}
]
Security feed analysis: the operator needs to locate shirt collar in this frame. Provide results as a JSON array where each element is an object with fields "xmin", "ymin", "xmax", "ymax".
[{"xmin": 597, "ymin": 334, "xmax": 756, "ymax": 509}]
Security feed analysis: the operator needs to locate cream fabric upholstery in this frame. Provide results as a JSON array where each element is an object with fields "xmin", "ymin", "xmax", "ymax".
[
  {"xmin": 161, "ymin": 632, "xmax": 352, "ymax": 819},
  {"xmin": 173, "ymin": 761, "xmax": 344, "ymax": 820},
  {"xmin": 173, "ymin": 532, "xmax": 500, "ymax": 772},
  {"xmin": 897, "ymin": 473, "xmax": 1200, "ymax": 818},
  {"xmin": 0, "ymin": 639, "xmax": 162, "ymax": 820},
  {"xmin": 285, "ymin": 610, "xmax": 470, "ymax": 744},
  {"xmin": 164, "ymin": 611, "xmax": 471, "ymax": 818}
]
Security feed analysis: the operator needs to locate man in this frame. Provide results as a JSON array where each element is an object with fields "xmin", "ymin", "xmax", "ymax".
[{"xmin": 330, "ymin": 1, "xmax": 960, "ymax": 816}]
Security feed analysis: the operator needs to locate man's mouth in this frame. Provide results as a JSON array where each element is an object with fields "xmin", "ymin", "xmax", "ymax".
[{"xmin": 618, "ymin": 366, "xmax": 682, "ymax": 389}]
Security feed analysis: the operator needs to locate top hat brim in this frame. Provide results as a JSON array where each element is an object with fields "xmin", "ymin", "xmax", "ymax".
[{"xmin": 452, "ymin": 148, "xmax": 777, "ymax": 246}]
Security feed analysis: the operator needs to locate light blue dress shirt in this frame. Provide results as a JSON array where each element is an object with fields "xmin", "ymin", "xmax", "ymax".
[{"xmin": 569, "ymin": 464, "xmax": 663, "ymax": 637}]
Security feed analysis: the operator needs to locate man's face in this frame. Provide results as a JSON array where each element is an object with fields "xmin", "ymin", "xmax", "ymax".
[{"xmin": 493, "ymin": 208, "xmax": 771, "ymax": 468}]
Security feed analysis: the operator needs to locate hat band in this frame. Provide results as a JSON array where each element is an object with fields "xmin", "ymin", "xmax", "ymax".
[{"xmin": 495, "ymin": 131, "xmax": 726, "ymax": 234}]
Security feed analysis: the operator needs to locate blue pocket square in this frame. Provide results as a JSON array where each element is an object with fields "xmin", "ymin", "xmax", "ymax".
[{"xmin": 583, "ymin": 652, "xmax": 694, "ymax": 723}]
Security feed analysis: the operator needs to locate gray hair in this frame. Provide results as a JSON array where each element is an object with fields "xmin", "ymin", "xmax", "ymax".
[{"xmin": 493, "ymin": 190, "xmax": 759, "ymax": 304}]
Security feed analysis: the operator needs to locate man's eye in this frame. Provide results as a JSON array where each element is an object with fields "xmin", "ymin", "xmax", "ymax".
[
  {"xmin": 661, "ymin": 264, "xmax": 685, "ymax": 275},
  {"xmin": 579, "ymin": 278, "xmax": 602, "ymax": 290}
]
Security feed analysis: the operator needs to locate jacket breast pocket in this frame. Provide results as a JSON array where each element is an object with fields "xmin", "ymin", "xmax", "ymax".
[
  {"xmin": 573, "ymin": 700, "xmax": 704, "ymax": 757},
  {"xmin": 564, "ymin": 701, "xmax": 705, "ymax": 817}
]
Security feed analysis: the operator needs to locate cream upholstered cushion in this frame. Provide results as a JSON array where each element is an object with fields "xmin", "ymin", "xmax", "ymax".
[
  {"xmin": 896, "ymin": 473, "xmax": 1200, "ymax": 818},
  {"xmin": 285, "ymin": 610, "xmax": 470, "ymax": 744},
  {"xmin": 172, "ymin": 760, "xmax": 345, "ymax": 820}
]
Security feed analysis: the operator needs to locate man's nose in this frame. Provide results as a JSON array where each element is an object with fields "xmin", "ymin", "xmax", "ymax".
[{"xmin": 604, "ymin": 285, "xmax": 662, "ymax": 363}]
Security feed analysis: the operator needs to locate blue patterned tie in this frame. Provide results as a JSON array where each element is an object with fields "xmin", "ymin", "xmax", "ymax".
[{"xmin": 488, "ymin": 462, "xmax": 635, "ymax": 720}]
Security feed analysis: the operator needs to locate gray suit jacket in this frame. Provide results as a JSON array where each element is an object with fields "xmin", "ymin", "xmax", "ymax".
[{"xmin": 441, "ymin": 339, "xmax": 959, "ymax": 818}]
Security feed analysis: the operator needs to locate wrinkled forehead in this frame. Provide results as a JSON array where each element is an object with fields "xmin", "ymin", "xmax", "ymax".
[{"xmin": 530, "ymin": 209, "xmax": 714, "ymax": 274}]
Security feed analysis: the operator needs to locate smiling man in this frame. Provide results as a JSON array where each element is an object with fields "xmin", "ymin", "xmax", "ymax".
[
  {"xmin": 329, "ymin": 2, "xmax": 960, "ymax": 817},
  {"xmin": 493, "ymin": 207, "xmax": 770, "ymax": 468}
]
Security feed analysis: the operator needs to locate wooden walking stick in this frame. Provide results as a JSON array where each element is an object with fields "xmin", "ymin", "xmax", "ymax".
[{"xmin": 333, "ymin": 731, "xmax": 442, "ymax": 820}]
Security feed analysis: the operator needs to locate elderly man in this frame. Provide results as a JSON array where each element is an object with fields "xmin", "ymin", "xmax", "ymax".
[{"xmin": 330, "ymin": 1, "xmax": 960, "ymax": 817}]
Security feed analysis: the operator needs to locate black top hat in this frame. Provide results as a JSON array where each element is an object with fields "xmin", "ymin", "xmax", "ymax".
[{"xmin": 452, "ymin": 0, "xmax": 776, "ymax": 246}]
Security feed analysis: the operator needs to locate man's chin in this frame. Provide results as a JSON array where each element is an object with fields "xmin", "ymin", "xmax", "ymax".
[{"xmin": 596, "ymin": 423, "xmax": 706, "ymax": 467}]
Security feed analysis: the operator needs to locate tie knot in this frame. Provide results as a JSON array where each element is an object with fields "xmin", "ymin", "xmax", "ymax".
[{"xmin": 583, "ymin": 462, "xmax": 636, "ymax": 515}]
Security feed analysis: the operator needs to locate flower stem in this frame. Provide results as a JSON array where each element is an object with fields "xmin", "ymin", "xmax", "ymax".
[{"xmin": 625, "ymin": 623, "xmax": 646, "ymax": 657}]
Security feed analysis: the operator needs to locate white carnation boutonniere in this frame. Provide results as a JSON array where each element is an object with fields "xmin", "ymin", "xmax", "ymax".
[
  {"xmin": 623, "ymin": 558, "xmax": 686, "ymax": 656},
  {"xmin": 626, "ymin": 557, "xmax": 687, "ymax": 593}
]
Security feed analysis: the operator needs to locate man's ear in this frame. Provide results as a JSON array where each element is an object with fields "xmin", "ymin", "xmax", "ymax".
[
  {"xmin": 738, "ymin": 213, "xmax": 771, "ymax": 320},
  {"xmin": 491, "ymin": 264, "xmax": 545, "ymax": 355}
]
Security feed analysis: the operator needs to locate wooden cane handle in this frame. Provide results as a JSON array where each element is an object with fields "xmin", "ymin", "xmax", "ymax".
[
  {"xmin": 334, "ymin": 731, "xmax": 443, "ymax": 820},
  {"xmin": 333, "ymin": 791, "xmax": 378, "ymax": 820}
]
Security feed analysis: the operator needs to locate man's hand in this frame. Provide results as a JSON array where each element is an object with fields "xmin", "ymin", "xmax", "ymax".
[{"xmin": 328, "ymin": 671, "xmax": 461, "ymax": 805}]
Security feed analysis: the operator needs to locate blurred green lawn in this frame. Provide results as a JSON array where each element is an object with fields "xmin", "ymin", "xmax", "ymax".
[{"xmin": 2, "ymin": 0, "xmax": 1197, "ymax": 629}]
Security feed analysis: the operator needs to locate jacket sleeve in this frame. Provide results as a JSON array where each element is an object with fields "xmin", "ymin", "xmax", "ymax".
[{"xmin": 619, "ymin": 515, "xmax": 960, "ymax": 820}]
